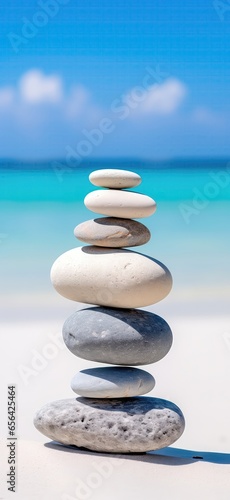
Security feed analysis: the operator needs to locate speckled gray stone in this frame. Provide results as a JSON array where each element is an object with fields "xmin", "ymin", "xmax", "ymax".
[
  {"xmin": 71, "ymin": 367, "xmax": 155, "ymax": 398},
  {"xmin": 62, "ymin": 307, "xmax": 173, "ymax": 365},
  {"xmin": 74, "ymin": 217, "xmax": 151, "ymax": 248},
  {"xmin": 34, "ymin": 397, "xmax": 185, "ymax": 453}
]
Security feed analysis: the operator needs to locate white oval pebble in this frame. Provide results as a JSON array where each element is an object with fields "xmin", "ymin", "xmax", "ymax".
[
  {"xmin": 84, "ymin": 189, "xmax": 156, "ymax": 219},
  {"xmin": 50, "ymin": 246, "xmax": 172, "ymax": 308},
  {"xmin": 71, "ymin": 367, "xmax": 155, "ymax": 398},
  {"xmin": 89, "ymin": 169, "xmax": 142, "ymax": 189}
]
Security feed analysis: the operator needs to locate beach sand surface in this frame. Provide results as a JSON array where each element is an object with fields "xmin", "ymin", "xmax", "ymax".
[{"xmin": 1, "ymin": 307, "xmax": 230, "ymax": 498}]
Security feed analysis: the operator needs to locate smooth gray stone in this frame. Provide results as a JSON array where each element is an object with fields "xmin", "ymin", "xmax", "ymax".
[
  {"xmin": 62, "ymin": 307, "xmax": 173, "ymax": 365},
  {"xmin": 71, "ymin": 367, "xmax": 155, "ymax": 398},
  {"xmin": 34, "ymin": 397, "xmax": 185, "ymax": 453},
  {"xmin": 74, "ymin": 217, "xmax": 151, "ymax": 248}
]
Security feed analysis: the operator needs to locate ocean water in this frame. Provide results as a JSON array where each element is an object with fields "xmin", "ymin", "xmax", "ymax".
[{"xmin": 1, "ymin": 160, "xmax": 230, "ymax": 317}]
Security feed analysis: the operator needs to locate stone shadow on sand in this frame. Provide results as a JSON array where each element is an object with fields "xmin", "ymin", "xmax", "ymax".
[
  {"xmin": 149, "ymin": 446, "xmax": 230, "ymax": 464},
  {"xmin": 44, "ymin": 441, "xmax": 196, "ymax": 466},
  {"xmin": 45, "ymin": 441, "xmax": 230, "ymax": 465}
]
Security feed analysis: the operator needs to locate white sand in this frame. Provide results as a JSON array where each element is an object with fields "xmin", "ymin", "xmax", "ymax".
[
  {"xmin": 1, "ymin": 312, "xmax": 230, "ymax": 498},
  {"xmin": 1, "ymin": 438, "xmax": 230, "ymax": 500}
]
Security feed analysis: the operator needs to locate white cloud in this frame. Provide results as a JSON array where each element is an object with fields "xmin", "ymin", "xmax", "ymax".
[
  {"xmin": 191, "ymin": 106, "xmax": 223, "ymax": 126},
  {"xmin": 0, "ymin": 87, "xmax": 15, "ymax": 107},
  {"xmin": 139, "ymin": 78, "xmax": 187, "ymax": 115},
  {"xmin": 64, "ymin": 84, "xmax": 104, "ymax": 128},
  {"xmin": 65, "ymin": 85, "xmax": 91, "ymax": 118},
  {"xmin": 19, "ymin": 69, "xmax": 63, "ymax": 104}
]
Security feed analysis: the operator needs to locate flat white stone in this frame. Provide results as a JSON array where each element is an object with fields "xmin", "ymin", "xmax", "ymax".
[
  {"xmin": 71, "ymin": 367, "xmax": 155, "ymax": 398},
  {"xmin": 89, "ymin": 169, "xmax": 142, "ymax": 189},
  {"xmin": 84, "ymin": 189, "xmax": 157, "ymax": 219},
  {"xmin": 74, "ymin": 217, "xmax": 151, "ymax": 247},
  {"xmin": 34, "ymin": 397, "xmax": 185, "ymax": 453},
  {"xmin": 50, "ymin": 246, "xmax": 172, "ymax": 308}
]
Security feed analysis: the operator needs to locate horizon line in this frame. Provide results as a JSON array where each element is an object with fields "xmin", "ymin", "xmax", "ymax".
[{"xmin": 0, "ymin": 157, "xmax": 229, "ymax": 163}]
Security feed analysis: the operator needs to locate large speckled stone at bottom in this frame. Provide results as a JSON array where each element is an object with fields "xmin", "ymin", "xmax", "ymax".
[{"xmin": 34, "ymin": 397, "xmax": 185, "ymax": 453}]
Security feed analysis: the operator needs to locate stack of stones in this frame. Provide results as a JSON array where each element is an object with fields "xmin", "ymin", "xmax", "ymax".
[{"xmin": 34, "ymin": 169, "xmax": 185, "ymax": 453}]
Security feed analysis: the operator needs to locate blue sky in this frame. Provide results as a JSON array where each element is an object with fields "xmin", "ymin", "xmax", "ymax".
[{"xmin": 0, "ymin": 0, "xmax": 230, "ymax": 159}]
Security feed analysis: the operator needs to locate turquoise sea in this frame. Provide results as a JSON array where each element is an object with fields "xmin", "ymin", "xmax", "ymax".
[{"xmin": 1, "ymin": 160, "xmax": 230, "ymax": 318}]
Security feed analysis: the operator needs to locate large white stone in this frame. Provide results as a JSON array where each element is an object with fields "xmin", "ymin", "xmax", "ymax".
[
  {"xmin": 89, "ymin": 169, "xmax": 142, "ymax": 189},
  {"xmin": 71, "ymin": 367, "xmax": 155, "ymax": 398},
  {"xmin": 34, "ymin": 397, "xmax": 185, "ymax": 453},
  {"xmin": 50, "ymin": 246, "xmax": 172, "ymax": 308},
  {"xmin": 84, "ymin": 189, "xmax": 157, "ymax": 219}
]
